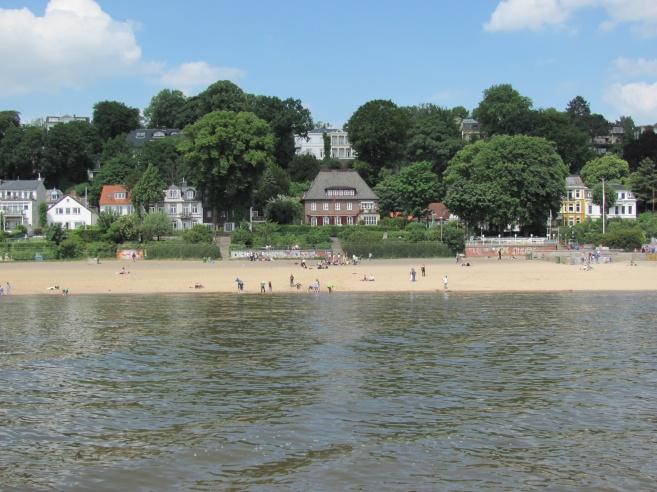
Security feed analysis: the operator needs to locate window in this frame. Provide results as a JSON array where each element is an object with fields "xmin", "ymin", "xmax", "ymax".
[
  {"xmin": 182, "ymin": 205, "xmax": 190, "ymax": 215},
  {"xmin": 575, "ymin": 190, "xmax": 580, "ymax": 198},
  {"xmin": 323, "ymin": 202, "xmax": 329, "ymax": 211},
  {"xmin": 614, "ymin": 206, "xmax": 619, "ymax": 215},
  {"xmin": 311, "ymin": 202, "xmax": 317, "ymax": 211},
  {"xmin": 361, "ymin": 201, "xmax": 373, "ymax": 210},
  {"xmin": 628, "ymin": 206, "xmax": 633, "ymax": 215},
  {"xmin": 206, "ymin": 210, "xmax": 212, "ymax": 218},
  {"xmin": 346, "ymin": 216, "xmax": 353, "ymax": 225},
  {"xmin": 56, "ymin": 208, "xmax": 63, "ymax": 215},
  {"xmin": 168, "ymin": 190, "xmax": 179, "ymax": 199},
  {"xmin": 192, "ymin": 205, "xmax": 198, "ymax": 214},
  {"xmin": 186, "ymin": 190, "xmax": 195, "ymax": 199},
  {"xmin": 335, "ymin": 202, "xmax": 341, "ymax": 211},
  {"xmin": 335, "ymin": 216, "xmax": 342, "ymax": 226},
  {"xmin": 575, "ymin": 203, "xmax": 580, "ymax": 213},
  {"xmin": 115, "ymin": 192, "xmax": 126, "ymax": 199},
  {"xmin": 311, "ymin": 216, "xmax": 317, "ymax": 226},
  {"xmin": 568, "ymin": 191, "xmax": 573, "ymax": 199},
  {"xmin": 73, "ymin": 208, "xmax": 80, "ymax": 215},
  {"xmin": 323, "ymin": 216, "xmax": 330, "ymax": 225},
  {"xmin": 621, "ymin": 206, "xmax": 626, "ymax": 214},
  {"xmin": 588, "ymin": 205, "xmax": 592, "ymax": 214},
  {"xmin": 621, "ymin": 192, "xmax": 626, "ymax": 199},
  {"xmin": 575, "ymin": 217, "xmax": 581, "ymax": 224},
  {"xmin": 347, "ymin": 202, "xmax": 353, "ymax": 211},
  {"xmin": 169, "ymin": 205, "xmax": 177, "ymax": 214},
  {"xmin": 568, "ymin": 204, "xmax": 574, "ymax": 212},
  {"xmin": 65, "ymin": 208, "xmax": 70, "ymax": 214},
  {"xmin": 136, "ymin": 131, "xmax": 146, "ymax": 139},
  {"xmin": 363, "ymin": 215, "xmax": 378, "ymax": 225}
]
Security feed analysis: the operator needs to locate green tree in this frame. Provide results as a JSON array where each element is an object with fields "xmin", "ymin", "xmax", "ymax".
[
  {"xmin": 89, "ymin": 154, "xmax": 141, "ymax": 206},
  {"xmin": 566, "ymin": 96, "xmax": 610, "ymax": 138},
  {"xmin": 92, "ymin": 100, "xmax": 140, "ymax": 141},
  {"xmin": 580, "ymin": 154, "xmax": 630, "ymax": 187},
  {"xmin": 105, "ymin": 214, "xmax": 140, "ymax": 243},
  {"xmin": 264, "ymin": 195, "xmax": 303, "ymax": 224},
  {"xmin": 0, "ymin": 110, "xmax": 20, "ymax": 139},
  {"xmin": 404, "ymin": 104, "xmax": 464, "ymax": 174},
  {"xmin": 182, "ymin": 223, "xmax": 213, "ymax": 243},
  {"xmin": 247, "ymin": 95, "xmax": 313, "ymax": 168},
  {"xmin": 288, "ymin": 153, "xmax": 321, "ymax": 182},
  {"xmin": 443, "ymin": 135, "xmax": 568, "ymax": 234},
  {"xmin": 591, "ymin": 182, "xmax": 618, "ymax": 208},
  {"xmin": 179, "ymin": 110, "xmax": 275, "ymax": 214},
  {"xmin": 617, "ymin": 116, "xmax": 636, "ymax": 145},
  {"xmin": 138, "ymin": 137, "xmax": 186, "ymax": 184},
  {"xmin": 44, "ymin": 121, "xmax": 100, "ymax": 189},
  {"xmin": 96, "ymin": 211, "xmax": 119, "ymax": 233},
  {"xmin": 99, "ymin": 135, "xmax": 133, "ymax": 162},
  {"xmin": 131, "ymin": 164, "xmax": 165, "ymax": 214},
  {"xmin": 624, "ymin": 129, "xmax": 657, "ymax": 170},
  {"xmin": 45, "ymin": 223, "xmax": 65, "ymax": 245},
  {"xmin": 374, "ymin": 161, "xmax": 441, "ymax": 217},
  {"xmin": 345, "ymin": 100, "xmax": 410, "ymax": 175},
  {"xmin": 254, "ymin": 163, "xmax": 290, "ymax": 210},
  {"xmin": 141, "ymin": 211, "xmax": 172, "ymax": 240},
  {"xmin": 628, "ymin": 158, "xmax": 657, "ymax": 212},
  {"xmin": 39, "ymin": 202, "xmax": 48, "ymax": 228},
  {"xmin": 528, "ymin": 108, "xmax": 592, "ymax": 172},
  {"xmin": 0, "ymin": 125, "xmax": 47, "ymax": 179},
  {"xmin": 473, "ymin": 84, "xmax": 533, "ymax": 136},
  {"xmin": 144, "ymin": 89, "xmax": 187, "ymax": 128}
]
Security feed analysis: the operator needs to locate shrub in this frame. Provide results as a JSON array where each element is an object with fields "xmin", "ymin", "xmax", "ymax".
[
  {"xmin": 231, "ymin": 226, "xmax": 253, "ymax": 246},
  {"xmin": 58, "ymin": 236, "xmax": 85, "ymax": 259},
  {"xmin": 265, "ymin": 195, "xmax": 303, "ymax": 224},
  {"xmin": 182, "ymin": 224, "xmax": 213, "ymax": 244},
  {"xmin": 602, "ymin": 226, "xmax": 645, "ymax": 251},
  {"xmin": 144, "ymin": 242, "xmax": 221, "ymax": 259},
  {"xmin": 84, "ymin": 241, "xmax": 116, "ymax": 258},
  {"xmin": 343, "ymin": 240, "xmax": 451, "ymax": 258},
  {"xmin": 44, "ymin": 223, "xmax": 65, "ymax": 244},
  {"xmin": 379, "ymin": 216, "xmax": 407, "ymax": 229},
  {"xmin": 141, "ymin": 211, "xmax": 173, "ymax": 241}
]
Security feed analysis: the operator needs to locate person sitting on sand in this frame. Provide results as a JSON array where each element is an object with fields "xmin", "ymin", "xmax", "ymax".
[
  {"xmin": 47, "ymin": 285, "xmax": 60, "ymax": 291},
  {"xmin": 194, "ymin": 282, "xmax": 204, "ymax": 289},
  {"xmin": 117, "ymin": 266, "xmax": 129, "ymax": 275},
  {"xmin": 62, "ymin": 288, "xmax": 69, "ymax": 296}
]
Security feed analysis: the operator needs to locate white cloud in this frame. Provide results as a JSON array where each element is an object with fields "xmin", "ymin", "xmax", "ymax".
[
  {"xmin": 484, "ymin": 0, "xmax": 657, "ymax": 36},
  {"xmin": 0, "ymin": 0, "xmax": 246, "ymax": 97},
  {"xmin": 159, "ymin": 62, "xmax": 245, "ymax": 94},
  {"xmin": 604, "ymin": 82, "xmax": 657, "ymax": 123},
  {"xmin": 0, "ymin": 0, "xmax": 141, "ymax": 95},
  {"xmin": 613, "ymin": 58, "xmax": 657, "ymax": 78}
]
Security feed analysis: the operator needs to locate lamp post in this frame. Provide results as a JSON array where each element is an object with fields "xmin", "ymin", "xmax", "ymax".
[{"xmin": 602, "ymin": 178, "xmax": 606, "ymax": 235}]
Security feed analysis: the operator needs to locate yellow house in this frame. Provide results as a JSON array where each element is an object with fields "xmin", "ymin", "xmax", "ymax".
[{"xmin": 561, "ymin": 176, "xmax": 587, "ymax": 226}]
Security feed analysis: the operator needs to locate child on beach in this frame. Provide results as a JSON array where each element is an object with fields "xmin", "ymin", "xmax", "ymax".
[{"xmin": 443, "ymin": 275, "xmax": 448, "ymax": 290}]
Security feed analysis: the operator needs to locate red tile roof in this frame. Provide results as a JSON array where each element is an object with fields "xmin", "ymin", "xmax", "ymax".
[
  {"xmin": 427, "ymin": 202, "xmax": 451, "ymax": 220},
  {"xmin": 99, "ymin": 185, "xmax": 131, "ymax": 206}
]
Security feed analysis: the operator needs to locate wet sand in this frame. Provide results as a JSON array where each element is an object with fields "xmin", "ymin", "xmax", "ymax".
[{"xmin": 1, "ymin": 257, "xmax": 656, "ymax": 295}]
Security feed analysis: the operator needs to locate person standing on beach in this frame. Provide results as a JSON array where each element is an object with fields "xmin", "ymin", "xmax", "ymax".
[
  {"xmin": 421, "ymin": 265, "xmax": 426, "ymax": 277},
  {"xmin": 410, "ymin": 268, "xmax": 416, "ymax": 282},
  {"xmin": 5, "ymin": 282, "xmax": 10, "ymax": 295},
  {"xmin": 289, "ymin": 273, "xmax": 294, "ymax": 287},
  {"xmin": 498, "ymin": 249, "xmax": 502, "ymax": 260},
  {"xmin": 268, "ymin": 281, "xmax": 272, "ymax": 293},
  {"xmin": 260, "ymin": 281, "xmax": 266, "ymax": 293},
  {"xmin": 443, "ymin": 275, "xmax": 448, "ymax": 290}
]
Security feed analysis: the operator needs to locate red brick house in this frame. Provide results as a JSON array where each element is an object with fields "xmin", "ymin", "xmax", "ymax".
[{"xmin": 302, "ymin": 170, "xmax": 379, "ymax": 226}]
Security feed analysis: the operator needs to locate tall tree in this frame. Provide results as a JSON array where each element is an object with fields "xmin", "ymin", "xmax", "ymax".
[
  {"xmin": 374, "ymin": 161, "xmax": 441, "ymax": 217},
  {"xmin": 566, "ymin": 95, "xmax": 591, "ymax": 121},
  {"xmin": 617, "ymin": 116, "xmax": 636, "ymax": 145},
  {"xmin": 138, "ymin": 138, "xmax": 186, "ymax": 185},
  {"xmin": 247, "ymin": 95, "xmax": 313, "ymax": 168},
  {"xmin": 179, "ymin": 111, "xmax": 274, "ymax": 214},
  {"xmin": 131, "ymin": 163, "xmax": 165, "ymax": 214},
  {"xmin": 89, "ymin": 154, "xmax": 141, "ymax": 206},
  {"xmin": 443, "ymin": 135, "xmax": 568, "ymax": 234},
  {"xmin": 345, "ymin": 99, "xmax": 410, "ymax": 176},
  {"xmin": 144, "ymin": 89, "xmax": 187, "ymax": 128},
  {"xmin": 624, "ymin": 129, "xmax": 657, "ymax": 170},
  {"xmin": 473, "ymin": 84, "xmax": 533, "ymax": 136},
  {"xmin": 404, "ymin": 104, "xmax": 464, "ymax": 175},
  {"xmin": 628, "ymin": 158, "xmax": 657, "ymax": 212},
  {"xmin": 180, "ymin": 80, "xmax": 249, "ymax": 126},
  {"xmin": 253, "ymin": 163, "xmax": 290, "ymax": 210},
  {"xmin": 566, "ymin": 96, "xmax": 610, "ymax": 138},
  {"xmin": 92, "ymin": 100, "xmax": 140, "ymax": 141},
  {"xmin": 529, "ymin": 108, "xmax": 592, "ymax": 172},
  {"xmin": 0, "ymin": 125, "xmax": 46, "ymax": 179},
  {"xmin": 44, "ymin": 121, "xmax": 100, "ymax": 189},
  {"xmin": 288, "ymin": 153, "xmax": 321, "ymax": 182},
  {"xmin": 0, "ymin": 110, "xmax": 20, "ymax": 140},
  {"xmin": 580, "ymin": 154, "xmax": 630, "ymax": 187}
]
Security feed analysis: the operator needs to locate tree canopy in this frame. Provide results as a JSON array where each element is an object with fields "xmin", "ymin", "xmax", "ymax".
[
  {"xmin": 44, "ymin": 121, "xmax": 100, "ymax": 189},
  {"xmin": 473, "ymin": 84, "xmax": 533, "ymax": 136},
  {"xmin": 374, "ymin": 161, "xmax": 441, "ymax": 217},
  {"xmin": 580, "ymin": 154, "xmax": 630, "ymax": 187},
  {"xmin": 144, "ymin": 89, "xmax": 187, "ymax": 128},
  {"xmin": 92, "ymin": 100, "xmax": 140, "ymax": 141},
  {"xmin": 628, "ymin": 158, "xmax": 657, "ymax": 212},
  {"xmin": 131, "ymin": 163, "xmax": 165, "ymax": 213},
  {"xmin": 179, "ymin": 110, "xmax": 275, "ymax": 213},
  {"xmin": 443, "ymin": 135, "xmax": 568, "ymax": 233},
  {"xmin": 345, "ymin": 99, "xmax": 409, "ymax": 175},
  {"xmin": 624, "ymin": 129, "xmax": 657, "ymax": 170}
]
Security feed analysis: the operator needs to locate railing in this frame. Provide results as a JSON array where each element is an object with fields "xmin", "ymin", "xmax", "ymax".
[{"xmin": 466, "ymin": 237, "xmax": 557, "ymax": 247}]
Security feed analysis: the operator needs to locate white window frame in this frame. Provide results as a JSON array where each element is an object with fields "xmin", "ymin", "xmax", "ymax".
[
  {"xmin": 335, "ymin": 202, "xmax": 341, "ymax": 211},
  {"xmin": 311, "ymin": 202, "xmax": 317, "ymax": 211},
  {"xmin": 323, "ymin": 216, "xmax": 329, "ymax": 225},
  {"xmin": 347, "ymin": 202, "xmax": 353, "ymax": 211},
  {"xmin": 310, "ymin": 216, "xmax": 317, "ymax": 226},
  {"xmin": 347, "ymin": 216, "xmax": 353, "ymax": 225},
  {"xmin": 323, "ymin": 202, "xmax": 329, "ymax": 211}
]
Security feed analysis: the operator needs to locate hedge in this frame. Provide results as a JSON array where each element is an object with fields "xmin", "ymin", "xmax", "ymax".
[
  {"xmin": 0, "ymin": 240, "xmax": 59, "ymax": 260},
  {"xmin": 143, "ymin": 242, "xmax": 221, "ymax": 259},
  {"xmin": 342, "ymin": 240, "xmax": 452, "ymax": 258}
]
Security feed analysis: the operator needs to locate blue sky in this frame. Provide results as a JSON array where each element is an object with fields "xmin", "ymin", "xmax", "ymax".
[{"xmin": 2, "ymin": 0, "xmax": 657, "ymax": 126}]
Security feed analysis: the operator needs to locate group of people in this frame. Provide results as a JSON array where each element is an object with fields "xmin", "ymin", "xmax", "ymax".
[{"xmin": 408, "ymin": 265, "xmax": 449, "ymax": 290}]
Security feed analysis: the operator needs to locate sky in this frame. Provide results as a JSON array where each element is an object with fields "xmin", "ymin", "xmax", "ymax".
[{"xmin": 1, "ymin": 0, "xmax": 657, "ymax": 126}]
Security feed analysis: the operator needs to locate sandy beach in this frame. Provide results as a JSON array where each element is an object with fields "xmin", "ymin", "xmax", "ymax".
[{"xmin": 1, "ymin": 257, "xmax": 656, "ymax": 296}]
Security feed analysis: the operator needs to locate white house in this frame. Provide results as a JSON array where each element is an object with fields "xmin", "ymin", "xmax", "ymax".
[
  {"xmin": 586, "ymin": 183, "xmax": 637, "ymax": 221},
  {"xmin": 294, "ymin": 129, "xmax": 356, "ymax": 160},
  {"xmin": 47, "ymin": 195, "xmax": 97, "ymax": 229},
  {"xmin": 0, "ymin": 179, "xmax": 47, "ymax": 232},
  {"xmin": 99, "ymin": 185, "xmax": 133, "ymax": 216},
  {"xmin": 153, "ymin": 183, "xmax": 204, "ymax": 230}
]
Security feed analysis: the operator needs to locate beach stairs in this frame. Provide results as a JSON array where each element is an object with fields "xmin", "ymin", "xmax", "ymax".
[
  {"xmin": 216, "ymin": 235, "xmax": 232, "ymax": 260},
  {"xmin": 331, "ymin": 237, "xmax": 344, "ymax": 257}
]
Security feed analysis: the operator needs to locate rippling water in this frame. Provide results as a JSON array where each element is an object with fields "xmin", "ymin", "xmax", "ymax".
[{"xmin": 1, "ymin": 292, "xmax": 657, "ymax": 491}]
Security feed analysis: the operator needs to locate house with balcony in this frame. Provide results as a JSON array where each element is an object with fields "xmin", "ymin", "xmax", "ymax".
[
  {"xmin": 99, "ymin": 185, "xmax": 133, "ymax": 216},
  {"xmin": 560, "ymin": 176, "xmax": 588, "ymax": 226},
  {"xmin": 46, "ymin": 195, "xmax": 97, "ymax": 229},
  {"xmin": 585, "ymin": 184, "xmax": 637, "ymax": 221},
  {"xmin": 302, "ymin": 170, "xmax": 379, "ymax": 226},
  {"xmin": 294, "ymin": 128, "xmax": 356, "ymax": 160},
  {"xmin": 0, "ymin": 179, "xmax": 47, "ymax": 232},
  {"xmin": 154, "ymin": 183, "xmax": 204, "ymax": 230},
  {"xmin": 560, "ymin": 177, "xmax": 637, "ymax": 225}
]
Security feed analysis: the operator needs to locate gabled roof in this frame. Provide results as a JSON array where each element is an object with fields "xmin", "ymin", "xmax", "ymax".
[
  {"xmin": 47, "ymin": 194, "xmax": 95, "ymax": 212},
  {"xmin": 426, "ymin": 202, "xmax": 451, "ymax": 220},
  {"xmin": 303, "ymin": 170, "xmax": 378, "ymax": 200},
  {"xmin": 99, "ymin": 185, "xmax": 131, "ymax": 205},
  {"xmin": 565, "ymin": 175, "xmax": 586, "ymax": 188},
  {"xmin": 0, "ymin": 179, "xmax": 43, "ymax": 191}
]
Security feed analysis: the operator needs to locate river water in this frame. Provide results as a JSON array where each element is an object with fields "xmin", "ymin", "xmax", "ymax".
[{"xmin": 1, "ymin": 292, "xmax": 657, "ymax": 491}]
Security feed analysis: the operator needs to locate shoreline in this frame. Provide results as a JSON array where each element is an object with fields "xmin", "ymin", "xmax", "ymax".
[{"xmin": 1, "ymin": 258, "xmax": 656, "ymax": 296}]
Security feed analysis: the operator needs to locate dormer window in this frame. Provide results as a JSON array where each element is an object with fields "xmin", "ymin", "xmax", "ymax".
[
  {"xmin": 186, "ymin": 190, "xmax": 195, "ymax": 199},
  {"xmin": 115, "ymin": 192, "xmax": 126, "ymax": 199},
  {"xmin": 136, "ymin": 131, "xmax": 146, "ymax": 139},
  {"xmin": 153, "ymin": 131, "xmax": 165, "ymax": 138}
]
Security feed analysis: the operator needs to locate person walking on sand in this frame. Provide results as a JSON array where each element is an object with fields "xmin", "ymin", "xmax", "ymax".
[
  {"xmin": 260, "ymin": 281, "xmax": 266, "ymax": 293},
  {"xmin": 421, "ymin": 265, "xmax": 426, "ymax": 277},
  {"xmin": 289, "ymin": 273, "xmax": 294, "ymax": 287},
  {"xmin": 443, "ymin": 275, "xmax": 448, "ymax": 290},
  {"xmin": 268, "ymin": 281, "xmax": 272, "ymax": 293},
  {"xmin": 498, "ymin": 249, "xmax": 502, "ymax": 260},
  {"xmin": 4, "ymin": 281, "xmax": 10, "ymax": 295},
  {"xmin": 410, "ymin": 268, "xmax": 416, "ymax": 282}
]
